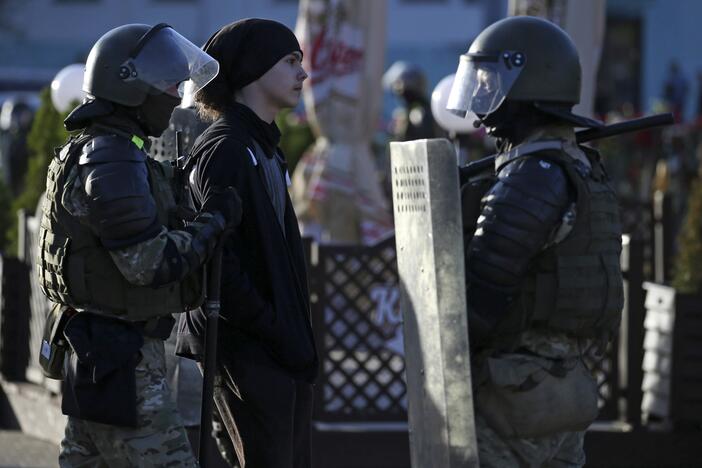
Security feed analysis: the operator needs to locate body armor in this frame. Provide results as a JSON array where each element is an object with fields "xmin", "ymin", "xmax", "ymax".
[
  {"xmin": 522, "ymin": 148, "xmax": 623, "ymax": 340},
  {"xmin": 38, "ymin": 133, "xmax": 201, "ymax": 321},
  {"xmin": 464, "ymin": 141, "xmax": 624, "ymax": 348}
]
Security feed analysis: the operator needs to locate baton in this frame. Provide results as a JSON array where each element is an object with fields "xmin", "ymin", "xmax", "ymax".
[
  {"xmin": 459, "ymin": 112, "xmax": 675, "ymax": 183},
  {"xmin": 198, "ymin": 247, "xmax": 224, "ymax": 466}
]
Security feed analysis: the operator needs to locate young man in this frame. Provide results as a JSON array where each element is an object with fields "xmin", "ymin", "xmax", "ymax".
[
  {"xmin": 38, "ymin": 24, "xmax": 240, "ymax": 466},
  {"xmin": 176, "ymin": 18, "xmax": 318, "ymax": 467}
]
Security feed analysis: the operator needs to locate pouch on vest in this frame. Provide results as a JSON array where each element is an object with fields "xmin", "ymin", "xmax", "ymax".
[
  {"xmin": 61, "ymin": 313, "xmax": 143, "ymax": 427},
  {"xmin": 39, "ymin": 303, "xmax": 76, "ymax": 380},
  {"xmin": 475, "ymin": 353, "xmax": 598, "ymax": 438}
]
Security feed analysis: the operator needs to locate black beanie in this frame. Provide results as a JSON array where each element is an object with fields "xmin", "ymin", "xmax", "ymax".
[{"xmin": 203, "ymin": 18, "xmax": 302, "ymax": 92}]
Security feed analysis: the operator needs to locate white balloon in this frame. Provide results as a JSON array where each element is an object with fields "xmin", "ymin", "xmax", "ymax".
[
  {"xmin": 430, "ymin": 73, "xmax": 477, "ymax": 134},
  {"xmin": 50, "ymin": 64, "xmax": 86, "ymax": 113}
]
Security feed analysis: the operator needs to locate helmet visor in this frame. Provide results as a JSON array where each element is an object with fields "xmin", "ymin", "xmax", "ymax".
[
  {"xmin": 446, "ymin": 52, "xmax": 524, "ymax": 117},
  {"xmin": 122, "ymin": 26, "xmax": 219, "ymax": 99}
]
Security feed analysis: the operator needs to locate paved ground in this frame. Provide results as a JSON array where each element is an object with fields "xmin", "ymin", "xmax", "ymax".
[{"xmin": 0, "ymin": 431, "xmax": 58, "ymax": 468}]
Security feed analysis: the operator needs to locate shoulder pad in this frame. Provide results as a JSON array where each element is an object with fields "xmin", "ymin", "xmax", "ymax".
[
  {"xmin": 495, "ymin": 155, "xmax": 572, "ymax": 208},
  {"xmin": 79, "ymin": 135, "xmax": 145, "ymax": 166},
  {"xmin": 80, "ymin": 152, "xmax": 159, "ymax": 249},
  {"xmin": 495, "ymin": 140, "xmax": 564, "ymax": 169},
  {"xmin": 499, "ymin": 153, "xmax": 567, "ymax": 182}
]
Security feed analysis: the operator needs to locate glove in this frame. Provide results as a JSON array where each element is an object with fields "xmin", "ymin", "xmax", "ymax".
[{"xmin": 202, "ymin": 186, "xmax": 243, "ymax": 228}]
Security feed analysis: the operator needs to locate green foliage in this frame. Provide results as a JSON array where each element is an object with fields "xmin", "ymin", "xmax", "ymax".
[
  {"xmin": 672, "ymin": 177, "xmax": 702, "ymax": 293},
  {"xmin": 4, "ymin": 87, "xmax": 70, "ymax": 256},
  {"xmin": 276, "ymin": 109, "xmax": 314, "ymax": 174}
]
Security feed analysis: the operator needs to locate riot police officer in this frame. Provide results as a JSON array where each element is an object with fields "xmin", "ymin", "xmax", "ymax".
[
  {"xmin": 384, "ymin": 61, "xmax": 439, "ymax": 141},
  {"xmin": 448, "ymin": 16, "xmax": 623, "ymax": 467},
  {"xmin": 0, "ymin": 97, "xmax": 34, "ymax": 196},
  {"xmin": 37, "ymin": 23, "xmax": 240, "ymax": 466}
]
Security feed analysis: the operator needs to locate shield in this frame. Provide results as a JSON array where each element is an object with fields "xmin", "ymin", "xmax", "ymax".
[{"xmin": 390, "ymin": 138, "xmax": 479, "ymax": 467}]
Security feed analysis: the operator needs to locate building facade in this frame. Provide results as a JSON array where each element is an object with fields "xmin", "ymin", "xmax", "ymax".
[{"xmin": 0, "ymin": 0, "xmax": 499, "ymax": 93}]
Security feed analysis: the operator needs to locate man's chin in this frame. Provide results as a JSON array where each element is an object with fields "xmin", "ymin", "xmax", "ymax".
[{"xmin": 281, "ymin": 96, "xmax": 301, "ymax": 110}]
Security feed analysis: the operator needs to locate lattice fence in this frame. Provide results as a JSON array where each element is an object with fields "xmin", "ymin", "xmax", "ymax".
[
  {"xmin": 309, "ymin": 236, "xmax": 407, "ymax": 422},
  {"xmin": 585, "ymin": 339, "xmax": 620, "ymax": 419},
  {"xmin": 308, "ymin": 235, "xmax": 625, "ymax": 424}
]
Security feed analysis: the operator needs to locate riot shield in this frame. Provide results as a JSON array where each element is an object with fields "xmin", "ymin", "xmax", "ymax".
[{"xmin": 390, "ymin": 138, "xmax": 479, "ymax": 468}]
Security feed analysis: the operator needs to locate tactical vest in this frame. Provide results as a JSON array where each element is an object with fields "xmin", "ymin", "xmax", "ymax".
[
  {"xmin": 38, "ymin": 133, "xmax": 203, "ymax": 321},
  {"xmin": 489, "ymin": 144, "xmax": 624, "ymax": 346}
]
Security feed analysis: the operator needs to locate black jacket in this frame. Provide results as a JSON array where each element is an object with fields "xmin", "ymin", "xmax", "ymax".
[{"xmin": 176, "ymin": 108, "xmax": 318, "ymax": 382}]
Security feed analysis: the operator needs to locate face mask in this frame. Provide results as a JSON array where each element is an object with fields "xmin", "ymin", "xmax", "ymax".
[{"xmin": 140, "ymin": 93, "xmax": 181, "ymax": 136}]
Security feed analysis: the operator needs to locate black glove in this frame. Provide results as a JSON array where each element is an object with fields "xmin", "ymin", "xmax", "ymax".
[{"xmin": 202, "ymin": 186, "xmax": 243, "ymax": 228}]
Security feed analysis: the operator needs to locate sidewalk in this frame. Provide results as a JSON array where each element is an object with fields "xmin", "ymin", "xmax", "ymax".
[
  {"xmin": 0, "ymin": 378, "xmax": 64, "ymax": 467},
  {"xmin": 0, "ymin": 430, "xmax": 57, "ymax": 468}
]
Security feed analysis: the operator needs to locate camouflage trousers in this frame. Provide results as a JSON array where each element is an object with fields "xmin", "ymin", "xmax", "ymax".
[
  {"xmin": 476, "ymin": 412, "xmax": 585, "ymax": 468},
  {"xmin": 59, "ymin": 337, "xmax": 198, "ymax": 467}
]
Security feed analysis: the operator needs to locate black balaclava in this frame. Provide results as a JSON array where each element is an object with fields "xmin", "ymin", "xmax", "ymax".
[
  {"xmin": 137, "ymin": 93, "xmax": 181, "ymax": 137},
  {"xmin": 479, "ymin": 101, "xmax": 562, "ymax": 151},
  {"xmin": 203, "ymin": 18, "xmax": 303, "ymax": 92},
  {"xmin": 64, "ymin": 93, "xmax": 179, "ymax": 138}
]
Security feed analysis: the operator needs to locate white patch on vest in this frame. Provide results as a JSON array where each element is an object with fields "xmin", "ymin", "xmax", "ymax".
[
  {"xmin": 539, "ymin": 160, "xmax": 552, "ymax": 169},
  {"xmin": 247, "ymin": 147, "xmax": 258, "ymax": 166},
  {"xmin": 286, "ymin": 170, "xmax": 292, "ymax": 187}
]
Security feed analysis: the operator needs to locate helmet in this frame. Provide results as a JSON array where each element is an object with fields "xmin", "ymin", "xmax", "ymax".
[
  {"xmin": 383, "ymin": 61, "xmax": 428, "ymax": 98},
  {"xmin": 447, "ymin": 16, "xmax": 581, "ymax": 119},
  {"xmin": 84, "ymin": 23, "xmax": 219, "ymax": 107}
]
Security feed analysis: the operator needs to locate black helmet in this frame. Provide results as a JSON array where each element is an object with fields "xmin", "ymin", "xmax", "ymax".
[
  {"xmin": 84, "ymin": 23, "xmax": 219, "ymax": 107},
  {"xmin": 447, "ymin": 16, "xmax": 582, "ymax": 120},
  {"xmin": 383, "ymin": 61, "xmax": 428, "ymax": 98}
]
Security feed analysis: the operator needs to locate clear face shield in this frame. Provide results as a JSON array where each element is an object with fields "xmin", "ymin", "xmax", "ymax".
[
  {"xmin": 446, "ymin": 51, "xmax": 525, "ymax": 118},
  {"xmin": 120, "ymin": 24, "xmax": 219, "ymax": 100}
]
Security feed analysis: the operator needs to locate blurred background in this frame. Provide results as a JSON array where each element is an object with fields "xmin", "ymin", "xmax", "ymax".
[{"xmin": 2, "ymin": 0, "xmax": 702, "ymax": 467}]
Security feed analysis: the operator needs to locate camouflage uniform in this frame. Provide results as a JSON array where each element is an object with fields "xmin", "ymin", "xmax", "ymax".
[
  {"xmin": 474, "ymin": 329, "xmax": 591, "ymax": 468},
  {"xmin": 59, "ymin": 338, "xmax": 197, "ymax": 467},
  {"xmin": 476, "ymin": 413, "xmax": 585, "ymax": 468},
  {"xmin": 53, "ymin": 151, "xmax": 204, "ymax": 467}
]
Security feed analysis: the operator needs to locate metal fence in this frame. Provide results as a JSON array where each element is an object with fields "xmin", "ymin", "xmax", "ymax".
[{"xmin": 17, "ymin": 207, "xmax": 58, "ymax": 392}]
